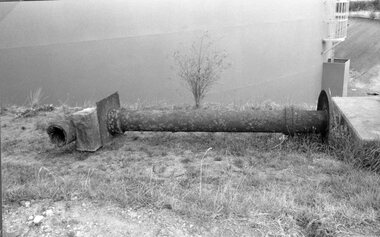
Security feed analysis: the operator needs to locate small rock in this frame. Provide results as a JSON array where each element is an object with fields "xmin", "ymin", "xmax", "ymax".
[
  {"xmin": 128, "ymin": 211, "xmax": 138, "ymax": 218},
  {"xmin": 45, "ymin": 209, "xmax": 54, "ymax": 216},
  {"xmin": 158, "ymin": 229, "xmax": 171, "ymax": 236},
  {"xmin": 183, "ymin": 150, "xmax": 193, "ymax": 156},
  {"xmin": 162, "ymin": 203, "xmax": 172, "ymax": 210},
  {"xmin": 20, "ymin": 200, "xmax": 31, "ymax": 207},
  {"xmin": 28, "ymin": 215, "xmax": 34, "ymax": 221},
  {"xmin": 33, "ymin": 215, "xmax": 44, "ymax": 225},
  {"xmin": 42, "ymin": 226, "xmax": 52, "ymax": 233}
]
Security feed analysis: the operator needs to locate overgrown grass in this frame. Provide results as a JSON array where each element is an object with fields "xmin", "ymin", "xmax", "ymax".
[
  {"xmin": 2, "ymin": 103, "xmax": 380, "ymax": 236},
  {"xmin": 3, "ymin": 144, "xmax": 379, "ymax": 235},
  {"xmin": 326, "ymin": 106, "xmax": 380, "ymax": 173},
  {"xmin": 328, "ymin": 126, "xmax": 380, "ymax": 173},
  {"xmin": 3, "ymin": 163, "xmax": 78, "ymax": 202}
]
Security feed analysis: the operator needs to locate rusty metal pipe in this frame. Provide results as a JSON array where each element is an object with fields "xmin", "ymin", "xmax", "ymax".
[
  {"xmin": 107, "ymin": 107, "xmax": 328, "ymax": 135},
  {"xmin": 47, "ymin": 119, "xmax": 76, "ymax": 147},
  {"xmin": 46, "ymin": 91, "xmax": 331, "ymax": 151}
]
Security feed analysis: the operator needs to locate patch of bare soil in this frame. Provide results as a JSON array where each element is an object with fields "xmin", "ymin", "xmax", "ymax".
[{"xmin": 4, "ymin": 199, "xmax": 206, "ymax": 237}]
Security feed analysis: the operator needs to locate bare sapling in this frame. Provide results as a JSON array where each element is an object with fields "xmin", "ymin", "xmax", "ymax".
[{"xmin": 173, "ymin": 33, "xmax": 229, "ymax": 108}]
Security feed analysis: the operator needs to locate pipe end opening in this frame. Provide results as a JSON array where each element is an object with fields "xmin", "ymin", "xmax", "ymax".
[{"xmin": 47, "ymin": 125, "xmax": 67, "ymax": 147}]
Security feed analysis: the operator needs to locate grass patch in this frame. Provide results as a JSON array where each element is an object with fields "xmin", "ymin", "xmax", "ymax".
[
  {"xmin": 4, "ymin": 143, "xmax": 379, "ymax": 235},
  {"xmin": 327, "ymin": 117, "xmax": 380, "ymax": 173},
  {"xmin": 3, "ymin": 163, "xmax": 76, "ymax": 202},
  {"xmin": 2, "ymin": 103, "xmax": 380, "ymax": 235},
  {"xmin": 35, "ymin": 118, "xmax": 49, "ymax": 131}
]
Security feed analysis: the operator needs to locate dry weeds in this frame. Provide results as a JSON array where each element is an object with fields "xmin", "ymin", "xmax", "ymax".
[{"xmin": 1, "ymin": 104, "xmax": 380, "ymax": 236}]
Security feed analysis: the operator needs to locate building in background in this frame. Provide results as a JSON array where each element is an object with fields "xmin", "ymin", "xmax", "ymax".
[{"xmin": 0, "ymin": 0, "xmax": 349, "ymax": 106}]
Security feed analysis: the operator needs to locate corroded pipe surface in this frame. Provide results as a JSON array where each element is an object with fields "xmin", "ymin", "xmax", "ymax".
[
  {"xmin": 46, "ymin": 91, "xmax": 331, "ymax": 151},
  {"xmin": 107, "ymin": 107, "xmax": 328, "ymax": 135}
]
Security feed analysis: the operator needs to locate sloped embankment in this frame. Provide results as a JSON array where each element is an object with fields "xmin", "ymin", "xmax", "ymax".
[
  {"xmin": 335, "ymin": 18, "xmax": 380, "ymax": 94},
  {"xmin": 336, "ymin": 18, "xmax": 380, "ymax": 72}
]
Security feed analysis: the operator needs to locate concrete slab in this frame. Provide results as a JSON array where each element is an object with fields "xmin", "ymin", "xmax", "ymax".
[{"xmin": 332, "ymin": 96, "xmax": 380, "ymax": 142}]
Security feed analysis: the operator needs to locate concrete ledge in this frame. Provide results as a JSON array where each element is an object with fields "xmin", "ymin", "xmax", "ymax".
[{"xmin": 332, "ymin": 96, "xmax": 380, "ymax": 142}]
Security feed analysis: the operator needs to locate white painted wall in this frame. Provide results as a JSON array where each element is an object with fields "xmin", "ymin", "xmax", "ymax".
[{"xmin": 0, "ymin": 0, "xmax": 326, "ymax": 106}]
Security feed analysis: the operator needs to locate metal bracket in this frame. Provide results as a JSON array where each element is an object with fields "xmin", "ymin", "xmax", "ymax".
[
  {"xmin": 96, "ymin": 92, "xmax": 121, "ymax": 145},
  {"xmin": 317, "ymin": 90, "xmax": 332, "ymax": 140}
]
